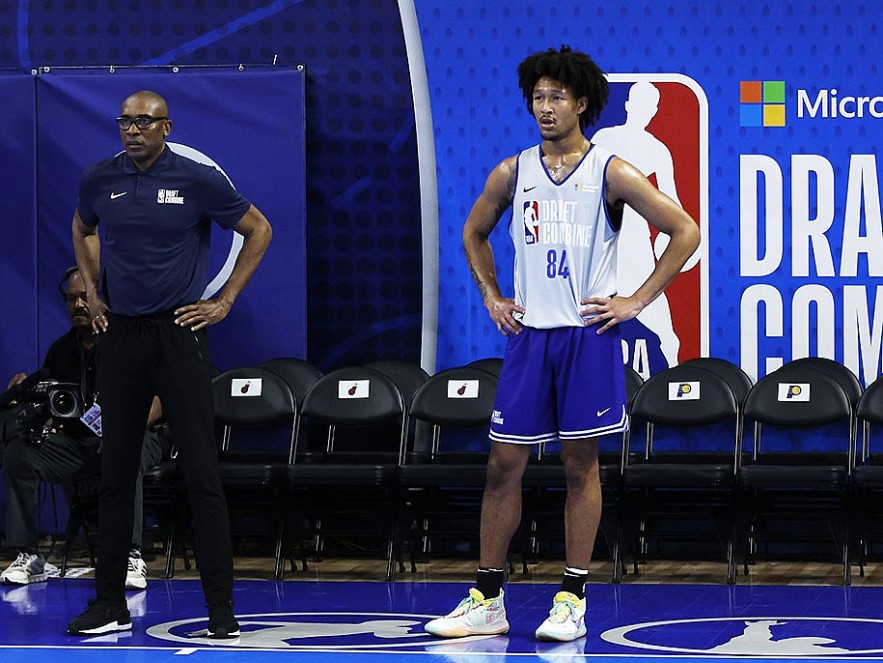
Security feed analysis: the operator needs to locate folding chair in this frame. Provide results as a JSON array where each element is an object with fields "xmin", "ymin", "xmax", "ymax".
[
  {"xmin": 619, "ymin": 364, "xmax": 741, "ymax": 583},
  {"xmin": 852, "ymin": 375, "xmax": 883, "ymax": 576},
  {"xmin": 396, "ymin": 366, "xmax": 499, "ymax": 570},
  {"xmin": 211, "ymin": 367, "xmax": 296, "ymax": 579},
  {"xmin": 257, "ymin": 357, "xmax": 323, "ymax": 462},
  {"xmin": 285, "ymin": 366, "xmax": 406, "ymax": 580},
  {"xmin": 738, "ymin": 362, "xmax": 855, "ymax": 584}
]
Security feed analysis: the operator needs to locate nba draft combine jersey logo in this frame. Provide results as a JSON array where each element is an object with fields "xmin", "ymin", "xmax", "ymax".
[
  {"xmin": 592, "ymin": 74, "xmax": 707, "ymax": 378},
  {"xmin": 146, "ymin": 612, "xmax": 495, "ymax": 650},
  {"xmin": 601, "ymin": 616, "xmax": 883, "ymax": 655},
  {"xmin": 523, "ymin": 200, "xmax": 540, "ymax": 244}
]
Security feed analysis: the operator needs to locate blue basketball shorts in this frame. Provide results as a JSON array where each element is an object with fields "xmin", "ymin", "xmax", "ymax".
[{"xmin": 488, "ymin": 326, "xmax": 628, "ymax": 445}]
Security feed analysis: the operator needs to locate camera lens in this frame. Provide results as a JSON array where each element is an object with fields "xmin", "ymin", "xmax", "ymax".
[{"xmin": 49, "ymin": 387, "xmax": 81, "ymax": 418}]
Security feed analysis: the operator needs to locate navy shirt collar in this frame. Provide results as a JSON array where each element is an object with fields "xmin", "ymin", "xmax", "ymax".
[{"xmin": 121, "ymin": 144, "xmax": 174, "ymax": 176}]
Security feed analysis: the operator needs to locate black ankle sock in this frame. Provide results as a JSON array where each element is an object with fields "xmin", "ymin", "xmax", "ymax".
[
  {"xmin": 561, "ymin": 566, "xmax": 588, "ymax": 599},
  {"xmin": 476, "ymin": 567, "xmax": 505, "ymax": 598}
]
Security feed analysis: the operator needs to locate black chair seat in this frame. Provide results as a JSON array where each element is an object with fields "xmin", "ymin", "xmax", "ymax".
[
  {"xmin": 284, "ymin": 366, "xmax": 407, "ymax": 580},
  {"xmin": 625, "ymin": 464, "xmax": 734, "ymax": 488},
  {"xmin": 287, "ymin": 463, "xmax": 396, "ymax": 486},
  {"xmin": 218, "ymin": 462, "xmax": 288, "ymax": 486},
  {"xmin": 739, "ymin": 464, "xmax": 847, "ymax": 489},
  {"xmin": 398, "ymin": 463, "xmax": 487, "ymax": 487},
  {"xmin": 852, "ymin": 465, "xmax": 883, "ymax": 489}
]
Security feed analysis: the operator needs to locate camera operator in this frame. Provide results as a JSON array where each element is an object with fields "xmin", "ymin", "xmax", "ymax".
[{"xmin": 1, "ymin": 266, "xmax": 169, "ymax": 589}]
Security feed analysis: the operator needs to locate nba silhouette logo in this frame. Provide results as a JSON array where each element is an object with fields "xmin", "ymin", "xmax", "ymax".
[
  {"xmin": 591, "ymin": 74, "xmax": 708, "ymax": 378},
  {"xmin": 523, "ymin": 200, "xmax": 540, "ymax": 244}
]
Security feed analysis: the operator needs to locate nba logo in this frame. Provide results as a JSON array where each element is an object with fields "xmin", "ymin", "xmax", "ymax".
[
  {"xmin": 591, "ymin": 74, "xmax": 708, "ymax": 378},
  {"xmin": 523, "ymin": 200, "xmax": 539, "ymax": 244}
]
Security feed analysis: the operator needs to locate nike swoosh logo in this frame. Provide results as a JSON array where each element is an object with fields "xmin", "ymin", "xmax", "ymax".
[
  {"xmin": 523, "ymin": 185, "xmax": 537, "ymax": 193},
  {"xmin": 110, "ymin": 192, "xmax": 127, "ymax": 200},
  {"xmin": 596, "ymin": 407, "xmax": 612, "ymax": 417}
]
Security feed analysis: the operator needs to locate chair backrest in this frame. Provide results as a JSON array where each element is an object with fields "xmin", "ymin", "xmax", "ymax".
[
  {"xmin": 777, "ymin": 357, "xmax": 863, "ymax": 405},
  {"xmin": 855, "ymin": 375, "xmax": 883, "ymax": 462},
  {"xmin": 409, "ymin": 366, "xmax": 498, "ymax": 426},
  {"xmin": 624, "ymin": 364, "xmax": 644, "ymax": 405},
  {"xmin": 408, "ymin": 366, "xmax": 498, "ymax": 458},
  {"xmin": 212, "ymin": 367, "xmax": 297, "ymax": 454},
  {"xmin": 299, "ymin": 366, "xmax": 406, "ymax": 462},
  {"xmin": 466, "ymin": 357, "xmax": 503, "ymax": 378},
  {"xmin": 365, "ymin": 359, "xmax": 432, "ymax": 453},
  {"xmin": 257, "ymin": 357, "xmax": 324, "ymax": 457},
  {"xmin": 627, "ymin": 364, "xmax": 740, "ymax": 464},
  {"xmin": 364, "ymin": 359, "xmax": 430, "ymax": 409},
  {"xmin": 743, "ymin": 364, "xmax": 854, "ymax": 464},
  {"xmin": 858, "ymin": 375, "xmax": 883, "ymax": 425},
  {"xmin": 257, "ymin": 357, "xmax": 323, "ymax": 404},
  {"xmin": 681, "ymin": 357, "xmax": 754, "ymax": 403},
  {"xmin": 630, "ymin": 365, "xmax": 739, "ymax": 427}
]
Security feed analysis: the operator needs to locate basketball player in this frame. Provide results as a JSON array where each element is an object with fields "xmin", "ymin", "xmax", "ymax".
[{"xmin": 425, "ymin": 46, "xmax": 699, "ymax": 642}]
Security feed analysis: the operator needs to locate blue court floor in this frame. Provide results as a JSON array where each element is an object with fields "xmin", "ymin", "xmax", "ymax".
[{"xmin": 3, "ymin": 577, "xmax": 883, "ymax": 662}]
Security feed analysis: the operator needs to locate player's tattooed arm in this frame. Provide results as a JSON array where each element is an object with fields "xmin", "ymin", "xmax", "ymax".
[{"xmin": 463, "ymin": 157, "xmax": 524, "ymax": 335}]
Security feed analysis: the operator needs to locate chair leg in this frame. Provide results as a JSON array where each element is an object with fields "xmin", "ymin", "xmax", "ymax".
[
  {"xmin": 273, "ymin": 517, "xmax": 286, "ymax": 581},
  {"xmin": 841, "ymin": 512, "xmax": 852, "ymax": 587},
  {"xmin": 726, "ymin": 537, "xmax": 736, "ymax": 584},
  {"xmin": 726, "ymin": 500, "xmax": 737, "ymax": 584},
  {"xmin": 611, "ymin": 504, "xmax": 624, "ymax": 583},
  {"xmin": 60, "ymin": 508, "xmax": 85, "ymax": 578},
  {"xmin": 385, "ymin": 499, "xmax": 399, "ymax": 582},
  {"xmin": 163, "ymin": 521, "xmax": 177, "ymax": 579}
]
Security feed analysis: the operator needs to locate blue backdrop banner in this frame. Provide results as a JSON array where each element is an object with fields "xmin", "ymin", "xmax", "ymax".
[{"xmin": 0, "ymin": 74, "xmax": 38, "ymax": 383}]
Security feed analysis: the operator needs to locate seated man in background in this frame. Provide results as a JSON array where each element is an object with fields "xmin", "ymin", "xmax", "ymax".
[{"xmin": 0, "ymin": 266, "xmax": 169, "ymax": 589}]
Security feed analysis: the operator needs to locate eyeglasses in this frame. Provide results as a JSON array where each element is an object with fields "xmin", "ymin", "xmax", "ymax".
[{"xmin": 115, "ymin": 115, "xmax": 168, "ymax": 130}]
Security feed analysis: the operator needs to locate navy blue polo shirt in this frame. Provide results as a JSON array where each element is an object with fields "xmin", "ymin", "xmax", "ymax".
[{"xmin": 77, "ymin": 146, "xmax": 251, "ymax": 316}]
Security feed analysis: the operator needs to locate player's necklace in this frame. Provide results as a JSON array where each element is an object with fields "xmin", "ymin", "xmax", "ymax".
[{"xmin": 548, "ymin": 160, "xmax": 566, "ymax": 182}]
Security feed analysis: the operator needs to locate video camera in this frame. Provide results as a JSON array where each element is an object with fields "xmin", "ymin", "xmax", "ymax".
[{"xmin": 0, "ymin": 369, "xmax": 85, "ymax": 445}]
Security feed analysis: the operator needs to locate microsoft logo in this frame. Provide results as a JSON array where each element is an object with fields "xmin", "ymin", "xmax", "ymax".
[{"xmin": 740, "ymin": 80, "xmax": 785, "ymax": 127}]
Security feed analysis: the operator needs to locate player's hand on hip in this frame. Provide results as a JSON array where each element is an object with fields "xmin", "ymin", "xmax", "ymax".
[
  {"xmin": 7, "ymin": 373, "xmax": 27, "ymax": 389},
  {"xmin": 486, "ymin": 296, "xmax": 524, "ymax": 336},
  {"xmin": 88, "ymin": 295, "xmax": 110, "ymax": 333},
  {"xmin": 581, "ymin": 295, "xmax": 641, "ymax": 334},
  {"xmin": 175, "ymin": 299, "xmax": 231, "ymax": 331}
]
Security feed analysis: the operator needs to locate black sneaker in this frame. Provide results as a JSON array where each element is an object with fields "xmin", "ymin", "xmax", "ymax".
[
  {"xmin": 207, "ymin": 600, "xmax": 240, "ymax": 639},
  {"xmin": 68, "ymin": 598, "xmax": 132, "ymax": 635}
]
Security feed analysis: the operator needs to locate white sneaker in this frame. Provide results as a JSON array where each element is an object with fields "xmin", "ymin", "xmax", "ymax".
[
  {"xmin": 1, "ymin": 552, "xmax": 49, "ymax": 585},
  {"xmin": 425, "ymin": 587, "xmax": 509, "ymax": 638},
  {"xmin": 535, "ymin": 591, "xmax": 587, "ymax": 642},
  {"xmin": 125, "ymin": 556, "xmax": 147, "ymax": 590}
]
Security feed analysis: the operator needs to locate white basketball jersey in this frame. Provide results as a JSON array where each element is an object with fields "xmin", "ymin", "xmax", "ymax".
[{"xmin": 510, "ymin": 143, "xmax": 619, "ymax": 328}]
